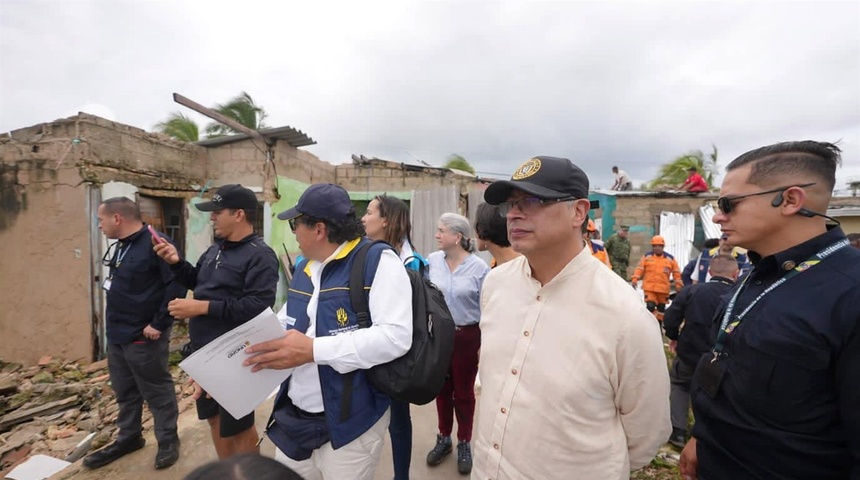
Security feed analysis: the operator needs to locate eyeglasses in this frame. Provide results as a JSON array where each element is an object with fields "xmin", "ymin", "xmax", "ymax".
[
  {"xmin": 101, "ymin": 241, "xmax": 119, "ymax": 267},
  {"xmin": 288, "ymin": 214, "xmax": 303, "ymax": 232},
  {"xmin": 499, "ymin": 196, "xmax": 575, "ymax": 217},
  {"xmin": 716, "ymin": 183, "xmax": 815, "ymax": 214},
  {"xmin": 101, "ymin": 241, "xmax": 130, "ymax": 268}
]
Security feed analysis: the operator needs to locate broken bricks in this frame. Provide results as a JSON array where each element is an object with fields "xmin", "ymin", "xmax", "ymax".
[{"xmin": 0, "ymin": 355, "xmax": 193, "ymax": 477}]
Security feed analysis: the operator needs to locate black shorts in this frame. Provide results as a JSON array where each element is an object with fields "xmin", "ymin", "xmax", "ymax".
[{"xmin": 196, "ymin": 395, "xmax": 255, "ymax": 438}]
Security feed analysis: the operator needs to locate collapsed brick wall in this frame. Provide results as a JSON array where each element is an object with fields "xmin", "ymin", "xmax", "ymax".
[{"xmin": 0, "ymin": 115, "xmax": 207, "ymax": 365}]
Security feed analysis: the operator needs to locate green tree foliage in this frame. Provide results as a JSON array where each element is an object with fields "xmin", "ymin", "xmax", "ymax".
[
  {"xmin": 204, "ymin": 91, "xmax": 267, "ymax": 138},
  {"xmin": 154, "ymin": 112, "xmax": 199, "ymax": 142},
  {"xmin": 443, "ymin": 154, "xmax": 476, "ymax": 174},
  {"xmin": 648, "ymin": 145, "xmax": 718, "ymax": 190}
]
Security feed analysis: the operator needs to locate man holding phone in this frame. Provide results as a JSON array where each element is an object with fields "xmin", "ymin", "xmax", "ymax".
[
  {"xmin": 83, "ymin": 197, "xmax": 185, "ymax": 470},
  {"xmin": 153, "ymin": 184, "xmax": 279, "ymax": 459}
]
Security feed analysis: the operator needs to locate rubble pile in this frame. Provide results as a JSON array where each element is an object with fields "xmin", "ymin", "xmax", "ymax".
[{"xmin": 0, "ymin": 355, "xmax": 193, "ymax": 477}]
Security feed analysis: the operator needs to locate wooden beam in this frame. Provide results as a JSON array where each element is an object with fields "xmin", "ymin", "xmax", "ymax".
[
  {"xmin": 173, "ymin": 93, "xmax": 272, "ymax": 147},
  {"xmin": 0, "ymin": 395, "xmax": 80, "ymax": 432}
]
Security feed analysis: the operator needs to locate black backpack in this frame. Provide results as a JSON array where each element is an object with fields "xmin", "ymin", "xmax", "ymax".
[{"xmin": 346, "ymin": 240, "xmax": 455, "ymax": 406}]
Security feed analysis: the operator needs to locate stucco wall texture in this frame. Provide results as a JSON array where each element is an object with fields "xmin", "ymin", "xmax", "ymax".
[{"xmin": 0, "ymin": 167, "xmax": 92, "ymax": 363}]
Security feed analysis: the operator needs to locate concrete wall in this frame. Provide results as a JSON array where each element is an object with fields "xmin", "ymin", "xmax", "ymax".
[
  {"xmin": 0, "ymin": 114, "xmax": 208, "ymax": 364},
  {"xmin": 0, "ymin": 152, "xmax": 93, "ymax": 364},
  {"xmin": 610, "ymin": 195, "xmax": 717, "ymax": 263},
  {"xmin": 836, "ymin": 217, "xmax": 860, "ymax": 234},
  {"xmin": 0, "ymin": 113, "xmax": 501, "ymax": 364},
  {"xmin": 595, "ymin": 193, "xmax": 860, "ymax": 278},
  {"xmin": 73, "ymin": 114, "xmax": 207, "ymax": 190},
  {"xmin": 206, "ymin": 139, "xmax": 336, "ymax": 197},
  {"xmin": 335, "ymin": 163, "xmax": 476, "ymax": 193}
]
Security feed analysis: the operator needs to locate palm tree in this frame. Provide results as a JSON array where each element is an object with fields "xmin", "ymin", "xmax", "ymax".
[
  {"xmin": 204, "ymin": 91, "xmax": 268, "ymax": 138},
  {"xmin": 443, "ymin": 154, "xmax": 476, "ymax": 174},
  {"xmin": 154, "ymin": 112, "xmax": 200, "ymax": 142},
  {"xmin": 647, "ymin": 145, "xmax": 718, "ymax": 190}
]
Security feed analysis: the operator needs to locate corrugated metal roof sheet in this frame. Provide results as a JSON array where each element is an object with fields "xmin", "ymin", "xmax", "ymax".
[
  {"xmin": 195, "ymin": 125, "xmax": 316, "ymax": 148},
  {"xmin": 590, "ymin": 189, "xmax": 718, "ymax": 198}
]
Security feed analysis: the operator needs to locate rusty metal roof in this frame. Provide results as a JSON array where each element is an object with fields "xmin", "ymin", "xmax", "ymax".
[{"xmin": 195, "ymin": 125, "xmax": 316, "ymax": 148}]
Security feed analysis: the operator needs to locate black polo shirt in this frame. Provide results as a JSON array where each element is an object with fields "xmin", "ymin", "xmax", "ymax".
[
  {"xmin": 663, "ymin": 276, "xmax": 735, "ymax": 367},
  {"xmin": 105, "ymin": 225, "xmax": 187, "ymax": 344},
  {"xmin": 691, "ymin": 227, "xmax": 860, "ymax": 480},
  {"xmin": 171, "ymin": 233, "xmax": 279, "ymax": 348}
]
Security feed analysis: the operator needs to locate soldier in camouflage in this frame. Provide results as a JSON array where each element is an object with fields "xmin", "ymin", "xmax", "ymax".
[{"xmin": 605, "ymin": 225, "xmax": 631, "ymax": 279}]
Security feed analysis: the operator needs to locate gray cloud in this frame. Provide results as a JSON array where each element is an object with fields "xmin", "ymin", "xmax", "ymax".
[{"xmin": 2, "ymin": 0, "xmax": 858, "ymax": 190}]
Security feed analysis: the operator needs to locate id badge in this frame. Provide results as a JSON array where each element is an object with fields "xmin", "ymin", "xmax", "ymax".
[
  {"xmin": 102, "ymin": 278, "xmax": 112, "ymax": 291},
  {"xmin": 695, "ymin": 354, "xmax": 726, "ymax": 398}
]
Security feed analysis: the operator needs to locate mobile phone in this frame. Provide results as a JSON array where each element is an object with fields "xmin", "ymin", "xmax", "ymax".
[{"xmin": 148, "ymin": 225, "xmax": 164, "ymax": 244}]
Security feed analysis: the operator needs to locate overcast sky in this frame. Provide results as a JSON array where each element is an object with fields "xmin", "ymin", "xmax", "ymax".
[{"xmin": 1, "ymin": 0, "xmax": 858, "ymax": 190}]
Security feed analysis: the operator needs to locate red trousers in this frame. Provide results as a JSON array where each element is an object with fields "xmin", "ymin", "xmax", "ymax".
[{"xmin": 435, "ymin": 324, "xmax": 481, "ymax": 442}]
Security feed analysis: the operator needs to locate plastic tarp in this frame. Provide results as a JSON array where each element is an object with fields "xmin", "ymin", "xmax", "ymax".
[
  {"xmin": 699, "ymin": 203, "xmax": 722, "ymax": 240},
  {"xmin": 659, "ymin": 211, "xmax": 695, "ymax": 269}
]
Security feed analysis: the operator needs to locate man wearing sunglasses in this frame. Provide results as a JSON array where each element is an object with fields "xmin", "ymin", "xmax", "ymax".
[
  {"xmin": 153, "ymin": 184, "xmax": 279, "ymax": 459},
  {"xmin": 680, "ymin": 141, "xmax": 860, "ymax": 480},
  {"xmin": 474, "ymin": 156, "xmax": 670, "ymax": 480}
]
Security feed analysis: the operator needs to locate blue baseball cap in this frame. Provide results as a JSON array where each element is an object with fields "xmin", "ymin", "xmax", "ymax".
[{"xmin": 277, "ymin": 183, "xmax": 355, "ymax": 222}]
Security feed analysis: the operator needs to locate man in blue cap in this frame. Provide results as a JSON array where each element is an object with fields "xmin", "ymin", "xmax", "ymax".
[{"xmin": 244, "ymin": 183, "xmax": 413, "ymax": 480}]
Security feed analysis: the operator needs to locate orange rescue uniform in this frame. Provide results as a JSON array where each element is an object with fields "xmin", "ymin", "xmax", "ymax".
[
  {"xmin": 589, "ymin": 240, "xmax": 612, "ymax": 268},
  {"xmin": 632, "ymin": 251, "xmax": 682, "ymax": 319}
]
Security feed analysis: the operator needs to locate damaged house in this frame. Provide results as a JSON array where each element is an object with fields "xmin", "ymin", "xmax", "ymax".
[{"xmin": 0, "ymin": 113, "xmax": 486, "ymax": 365}]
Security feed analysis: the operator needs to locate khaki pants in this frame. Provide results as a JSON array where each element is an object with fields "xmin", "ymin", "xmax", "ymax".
[{"xmin": 274, "ymin": 409, "xmax": 390, "ymax": 480}]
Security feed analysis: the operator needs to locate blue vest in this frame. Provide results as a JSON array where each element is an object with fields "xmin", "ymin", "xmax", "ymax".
[
  {"xmin": 273, "ymin": 238, "xmax": 391, "ymax": 450},
  {"xmin": 590, "ymin": 240, "xmax": 607, "ymax": 255},
  {"xmin": 696, "ymin": 247, "xmax": 750, "ymax": 283}
]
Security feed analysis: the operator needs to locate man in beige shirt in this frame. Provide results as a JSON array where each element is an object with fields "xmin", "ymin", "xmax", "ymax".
[{"xmin": 474, "ymin": 156, "xmax": 671, "ymax": 480}]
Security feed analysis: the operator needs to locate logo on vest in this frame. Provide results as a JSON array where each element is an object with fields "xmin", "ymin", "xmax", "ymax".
[
  {"xmin": 336, "ymin": 307, "xmax": 349, "ymax": 327},
  {"xmin": 512, "ymin": 158, "xmax": 541, "ymax": 180}
]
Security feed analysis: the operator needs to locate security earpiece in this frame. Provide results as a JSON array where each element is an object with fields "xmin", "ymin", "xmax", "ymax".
[{"xmin": 771, "ymin": 192, "xmax": 784, "ymax": 207}]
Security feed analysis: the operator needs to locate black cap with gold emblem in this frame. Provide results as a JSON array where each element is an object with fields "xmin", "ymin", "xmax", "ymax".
[{"xmin": 484, "ymin": 156, "xmax": 590, "ymax": 205}]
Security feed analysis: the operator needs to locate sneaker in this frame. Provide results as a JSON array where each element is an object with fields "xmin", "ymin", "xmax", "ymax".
[
  {"xmin": 154, "ymin": 440, "xmax": 180, "ymax": 469},
  {"xmin": 426, "ymin": 434, "xmax": 452, "ymax": 466},
  {"xmin": 83, "ymin": 436, "xmax": 146, "ymax": 469},
  {"xmin": 668, "ymin": 427, "xmax": 686, "ymax": 449},
  {"xmin": 457, "ymin": 441, "xmax": 472, "ymax": 475}
]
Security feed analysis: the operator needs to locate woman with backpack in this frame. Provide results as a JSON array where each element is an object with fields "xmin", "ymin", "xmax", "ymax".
[
  {"xmin": 362, "ymin": 194, "xmax": 427, "ymax": 480},
  {"xmin": 425, "ymin": 213, "xmax": 490, "ymax": 475}
]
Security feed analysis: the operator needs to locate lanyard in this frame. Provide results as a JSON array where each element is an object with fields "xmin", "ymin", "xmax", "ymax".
[
  {"xmin": 115, "ymin": 242, "xmax": 131, "ymax": 267},
  {"xmin": 711, "ymin": 239, "xmax": 849, "ymax": 362}
]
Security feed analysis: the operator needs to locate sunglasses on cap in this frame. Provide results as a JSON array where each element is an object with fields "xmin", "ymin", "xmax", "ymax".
[{"xmin": 716, "ymin": 183, "xmax": 815, "ymax": 214}]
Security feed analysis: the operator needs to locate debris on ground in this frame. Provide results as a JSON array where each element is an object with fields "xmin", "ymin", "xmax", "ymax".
[{"xmin": 0, "ymin": 328, "xmax": 192, "ymax": 477}]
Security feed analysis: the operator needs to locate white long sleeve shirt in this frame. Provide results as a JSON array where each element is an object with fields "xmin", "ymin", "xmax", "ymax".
[
  {"xmin": 473, "ymin": 247, "xmax": 671, "ymax": 479},
  {"xmin": 285, "ymin": 242, "xmax": 412, "ymax": 413}
]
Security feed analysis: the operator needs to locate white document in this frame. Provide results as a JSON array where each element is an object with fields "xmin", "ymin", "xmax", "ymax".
[
  {"xmin": 180, "ymin": 307, "xmax": 292, "ymax": 419},
  {"xmin": 5, "ymin": 454, "xmax": 70, "ymax": 480}
]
